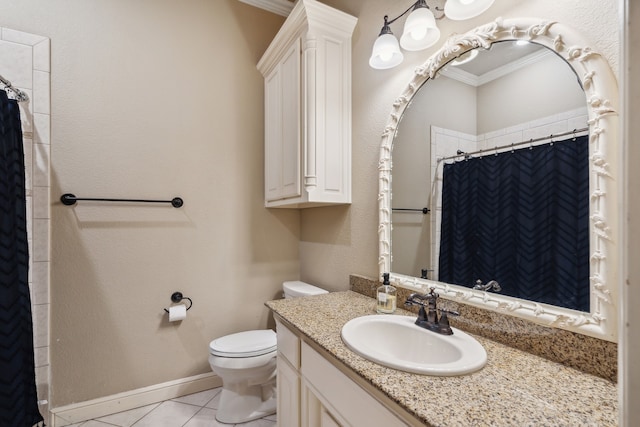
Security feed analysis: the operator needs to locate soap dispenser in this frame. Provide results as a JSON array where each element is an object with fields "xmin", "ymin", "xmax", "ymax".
[{"xmin": 376, "ymin": 273, "xmax": 397, "ymax": 314}]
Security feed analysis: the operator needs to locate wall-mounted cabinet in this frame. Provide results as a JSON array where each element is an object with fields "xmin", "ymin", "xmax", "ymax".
[{"xmin": 257, "ymin": 0, "xmax": 357, "ymax": 208}]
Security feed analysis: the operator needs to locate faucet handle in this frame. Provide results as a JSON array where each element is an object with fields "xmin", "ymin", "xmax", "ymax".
[
  {"xmin": 436, "ymin": 310, "xmax": 455, "ymax": 335},
  {"xmin": 417, "ymin": 305, "xmax": 428, "ymax": 322},
  {"xmin": 439, "ymin": 308, "xmax": 459, "ymax": 317}
]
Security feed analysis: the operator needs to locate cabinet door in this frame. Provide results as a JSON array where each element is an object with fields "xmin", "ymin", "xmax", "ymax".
[
  {"xmin": 301, "ymin": 342, "xmax": 407, "ymax": 426},
  {"xmin": 303, "ymin": 382, "xmax": 344, "ymax": 427},
  {"xmin": 279, "ymin": 39, "xmax": 301, "ymax": 199},
  {"xmin": 277, "ymin": 355, "xmax": 300, "ymax": 427},
  {"xmin": 265, "ymin": 66, "xmax": 282, "ymax": 202},
  {"xmin": 320, "ymin": 408, "xmax": 342, "ymax": 427},
  {"xmin": 265, "ymin": 39, "xmax": 300, "ymax": 202}
]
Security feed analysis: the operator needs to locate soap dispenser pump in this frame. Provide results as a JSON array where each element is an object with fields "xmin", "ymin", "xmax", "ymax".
[{"xmin": 376, "ymin": 272, "xmax": 397, "ymax": 314}]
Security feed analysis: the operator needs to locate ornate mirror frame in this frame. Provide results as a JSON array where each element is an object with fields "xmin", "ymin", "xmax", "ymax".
[{"xmin": 378, "ymin": 18, "xmax": 620, "ymax": 342}]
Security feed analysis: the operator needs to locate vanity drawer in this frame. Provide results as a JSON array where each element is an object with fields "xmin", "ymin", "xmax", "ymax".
[{"xmin": 276, "ymin": 319, "xmax": 300, "ymax": 368}]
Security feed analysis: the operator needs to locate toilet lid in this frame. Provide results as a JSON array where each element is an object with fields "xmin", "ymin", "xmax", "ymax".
[
  {"xmin": 283, "ymin": 281, "xmax": 328, "ymax": 298},
  {"xmin": 209, "ymin": 330, "xmax": 277, "ymax": 358}
]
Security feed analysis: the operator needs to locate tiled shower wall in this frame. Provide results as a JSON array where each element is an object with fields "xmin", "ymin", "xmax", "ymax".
[{"xmin": 0, "ymin": 27, "xmax": 51, "ymax": 423}]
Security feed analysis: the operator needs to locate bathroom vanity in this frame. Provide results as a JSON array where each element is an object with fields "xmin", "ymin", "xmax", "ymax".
[{"xmin": 266, "ymin": 291, "xmax": 617, "ymax": 426}]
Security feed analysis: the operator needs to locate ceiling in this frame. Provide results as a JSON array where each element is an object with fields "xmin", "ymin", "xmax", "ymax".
[
  {"xmin": 439, "ymin": 42, "xmax": 552, "ymax": 87},
  {"xmin": 456, "ymin": 41, "xmax": 545, "ymax": 76}
]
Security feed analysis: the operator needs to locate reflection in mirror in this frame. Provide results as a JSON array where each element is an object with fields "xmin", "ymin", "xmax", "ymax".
[
  {"xmin": 378, "ymin": 18, "xmax": 619, "ymax": 341},
  {"xmin": 391, "ymin": 41, "xmax": 589, "ymax": 312}
]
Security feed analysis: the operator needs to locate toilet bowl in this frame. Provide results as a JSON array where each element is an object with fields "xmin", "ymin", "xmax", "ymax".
[{"xmin": 208, "ymin": 281, "xmax": 327, "ymax": 424}]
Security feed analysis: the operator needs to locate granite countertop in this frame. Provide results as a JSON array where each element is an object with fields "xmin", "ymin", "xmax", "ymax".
[{"xmin": 266, "ymin": 291, "xmax": 618, "ymax": 427}]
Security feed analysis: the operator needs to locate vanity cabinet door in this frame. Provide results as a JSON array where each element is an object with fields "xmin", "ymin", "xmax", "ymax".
[
  {"xmin": 277, "ymin": 354, "xmax": 300, "ymax": 427},
  {"xmin": 302, "ymin": 382, "xmax": 343, "ymax": 427},
  {"xmin": 300, "ymin": 342, "xmax": 407, "ymax": 426},
  {"xmin": 276, "ymin": 320, "xmax": 301, "ymax": 426}
]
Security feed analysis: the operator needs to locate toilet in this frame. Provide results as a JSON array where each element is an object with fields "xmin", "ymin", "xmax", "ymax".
[{"xmin": 208, "ymin": 281, "xmax": 328, "ymax": 424}]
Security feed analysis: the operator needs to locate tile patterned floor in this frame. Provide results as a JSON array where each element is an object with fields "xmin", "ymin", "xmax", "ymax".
[{"xmin": 65, "ymin": 388, "xmax": 277, "ymax": 427}]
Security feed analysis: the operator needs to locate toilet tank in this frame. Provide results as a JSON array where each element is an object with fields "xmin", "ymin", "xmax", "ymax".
[{"xmin": 282, "ymin": 281, "xmax": 328, "ymax": 299}]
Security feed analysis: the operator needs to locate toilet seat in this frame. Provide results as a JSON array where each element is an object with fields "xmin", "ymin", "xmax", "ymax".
[{"xmin": 209, "ymin": 329, "xmax": 276, "ymax": 358}]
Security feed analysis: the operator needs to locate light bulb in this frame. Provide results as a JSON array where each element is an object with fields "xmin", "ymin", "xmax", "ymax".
[
  {"xmin": 400, "ymin": 7, "xmax": 439, "ymax": 51},
  {"xmin": 411, "ymin": 27, "xmax": 427, "ymax": 41},
  {"xmin": 379, "ymin": 50, "xmax": 393, "ymax": 62},
  {"xmin": 369, "ymin": 32, "xmax": 404, "ymax": 69}
]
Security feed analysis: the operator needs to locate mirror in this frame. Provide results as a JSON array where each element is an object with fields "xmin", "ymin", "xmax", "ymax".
[
  {"xmin": 378, "ymin": 18, "xmax": 619, "ymax": 341},
  {"xmin": 392, "ymin": 41, "xmax": 589, "ymax": 311}
]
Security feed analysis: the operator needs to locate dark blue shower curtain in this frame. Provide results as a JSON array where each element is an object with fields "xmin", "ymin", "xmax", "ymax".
[
  {"xmin": 438, "ymin": 136, "xmax": 589, "ymax": 312},
  {"xmin": 0, "ymin": 90, "xmax": 44, "ymax": 426}
]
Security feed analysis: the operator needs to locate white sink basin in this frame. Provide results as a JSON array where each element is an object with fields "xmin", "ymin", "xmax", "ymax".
[{"xmin": 341, "ymin": 315, "xmax": 487, "ymax": 376}]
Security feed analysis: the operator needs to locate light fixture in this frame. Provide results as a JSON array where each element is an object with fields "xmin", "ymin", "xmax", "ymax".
[
  {"xmin": 444, "ymin": 0, "xmax": 495, "ymax": 21},
  {"xmin": 369, "ymin": 0, "xmax": 495, "ymax": 69},
  {"xmin": 399, "ymin": 0, "xmax": 440, "ymax": 51},
  {"xmin": 369, "ymin": 17, "xmax": 404, "ymax": 69}
]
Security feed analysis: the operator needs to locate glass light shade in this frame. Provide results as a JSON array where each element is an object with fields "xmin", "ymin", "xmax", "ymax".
[
  {"xmin": 444, "ymin": 0, "xmax": 495, "ymax": 20},
  {"xmin": 400, "ymin": 7, "xmax": 440, "ymax": 51},
  {"xmin": 369, "ymin": 33, "xmax": 404, "ymax": 69}
]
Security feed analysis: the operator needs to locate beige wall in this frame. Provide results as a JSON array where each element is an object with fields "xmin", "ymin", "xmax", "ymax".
[
  {"xmin": 477, "ymin": 54, "xmax": 586, "ymax": 134},
  {"xmin": 0, "ymin": 0, "xmax": 296, "ymax": 407},
  {"xmin": 391, "ymin": 76, "xmax": 477, "ymax": 277}
]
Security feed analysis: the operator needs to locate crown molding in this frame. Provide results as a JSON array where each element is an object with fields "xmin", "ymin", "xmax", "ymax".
[
  {"xmin": 238, "ymin": 0, "xmax": 293, "ymax": 17},
  {"xmin": 439, "ymin": 49, "xmax": 554, "ymax": 87}
]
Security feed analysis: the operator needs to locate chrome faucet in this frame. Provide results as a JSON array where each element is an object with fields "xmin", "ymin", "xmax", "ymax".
[
  {"xmin": 405, "ymin": 288, "xmax": 459, "ymax": 335},
  {"xmin": 472, "ymin": 279, "xmax": 501, "ymax": 292}
]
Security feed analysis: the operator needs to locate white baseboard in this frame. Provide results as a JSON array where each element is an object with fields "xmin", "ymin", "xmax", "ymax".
[{"xmin": 50, "ymin": 372, "xmax": 222, "ymax": 427}]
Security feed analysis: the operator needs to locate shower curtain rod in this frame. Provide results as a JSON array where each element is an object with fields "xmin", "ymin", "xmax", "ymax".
[
  {"xmin": 437, "ymin": 127, "xmax": 589, "ymax": 164},
  {"xmin": 0, "ymin": 74, "xmax": 29, "ymax": 102},
  {"xmin": 392, "ymin": 207, "xmax": 430, "ymax": 214}
]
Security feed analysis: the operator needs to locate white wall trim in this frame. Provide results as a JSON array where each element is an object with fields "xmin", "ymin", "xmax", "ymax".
[{"xmin": 49, "ymin": 373, "xmax": 222, "ymax": 427}]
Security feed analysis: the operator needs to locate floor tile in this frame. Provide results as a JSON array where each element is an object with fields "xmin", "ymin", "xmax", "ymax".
[
  {"xmin": 235, "ymin": 417, "xmax": 276, "ymax": 427},
  {"xmin": 172, "ymin": 388, "xmax": 221, "ymax": 407},
  {"xmin": 69, "ymin": 387, "xmax": 276, "ymax": 427},
  {"xmin": 130, "ymin": 401, "xmax": 200, "ymax": 427},
  {"xmin": 182, "ymin": 407, "xmax": 226, "ymax": 427},
  {"xmin": 80, "ymin": 421, "xmax": 120, "ymax": 427},
  {"xmin": 204, "ymin": 391, "xmax": 221, "ymax": 410},
  {"xmin": 95, "ymin": 403, "xmax": 160, "ymax": 427}
]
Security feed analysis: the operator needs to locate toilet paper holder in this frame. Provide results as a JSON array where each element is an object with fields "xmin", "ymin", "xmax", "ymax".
[{"xmin": 163, "ymin": 291, "xmax": 193, "ymax": 313}]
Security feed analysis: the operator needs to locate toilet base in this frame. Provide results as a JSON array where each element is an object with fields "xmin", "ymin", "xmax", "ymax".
[
  {"xmin": 215, "ymin": 378, "xmax": 277, "ymax": 424},
  {"xmin": 209, "ymin": 351, "xmax": 277, "ymax": 424}
]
